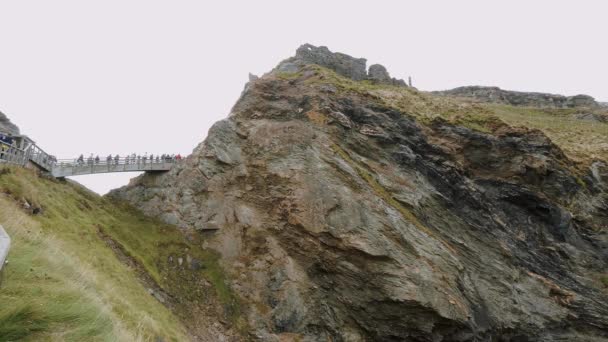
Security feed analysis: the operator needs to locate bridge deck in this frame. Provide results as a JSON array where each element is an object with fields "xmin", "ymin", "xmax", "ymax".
[
  {"xmin": 52, "ymin": 158, "xmax": 175, "ymax": 177},
  {"xmin": 1, "ymin": 139, "xmax": 178, "ymax": 177}
]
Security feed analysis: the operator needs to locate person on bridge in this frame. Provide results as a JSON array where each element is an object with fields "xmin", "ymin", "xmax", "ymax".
[
  {"xmin": 176, "ymin": 154, "xmax": 182, "ymax": 160},
  {"xmin": 77, "ymin": 154, "xmax": 84, "ymax": 164},
  {"xmin": 0, "ymin": 145, "xmax": 8, "ymax": 160},
  {"xmin": 114, "ymin": 154, "xmax": 120, "ymax": 165},
  {"xmin": 125, "ymin": 155, "xmax": 130, "ymax": 164},
  {"xmin": 95, "ymin": 155, "xmax": 100, "ymax": 164},
  {"xmin": 106, "ymin": 155, "xmax": 112, "ymax": 163}
]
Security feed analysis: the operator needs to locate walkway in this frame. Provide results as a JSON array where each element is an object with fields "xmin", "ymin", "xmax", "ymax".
[
  {"xmin": 1, "ymin": 140, "xmax": 177, "ymax": 177},
  {"xmin": 52, "ymin": 157, "xmax": 176, "ymax": 177}
]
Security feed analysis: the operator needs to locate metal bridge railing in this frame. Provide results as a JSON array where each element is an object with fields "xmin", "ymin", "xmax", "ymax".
[
  {"xmin": 27, "ymin": 145, "xmax": 56, "ymax": 171},
  {"xmin": 51, "ymin": 155, "xmax": 178, "ymax": 177},
  {"xmin": 0, "ymin": 141, "xmax": 29, "ymax": 166},
  {"xmin": 0, "ymin": 139, "xmax": 178, "ymax": 177},
  {"xmin": 55, "ymin": 156, "xmax": 178, "ymax": 167}
]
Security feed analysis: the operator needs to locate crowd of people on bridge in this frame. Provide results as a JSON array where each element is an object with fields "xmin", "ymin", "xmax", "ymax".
[{"xmin": 75, "ymin": 153, "xmax": 182, "ymax": 166}]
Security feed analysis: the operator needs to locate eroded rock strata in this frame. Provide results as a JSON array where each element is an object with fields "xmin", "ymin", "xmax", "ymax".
[
  {"xmin": 433, "ymin": 86, "xmax": 600, "ymax": 109},
  {"xmin": 112, "ymin": 45, "xmax": 608, "ymax": 341}
]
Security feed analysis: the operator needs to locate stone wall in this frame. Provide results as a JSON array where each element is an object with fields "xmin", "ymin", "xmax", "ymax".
[{"xmin": 0, "ymin": 111, "xmax": 20, "ymax": 135}]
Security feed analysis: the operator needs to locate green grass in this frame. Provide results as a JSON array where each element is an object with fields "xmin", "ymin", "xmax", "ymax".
[
  {"xmin": 0, "ymin": 166, "xmax": 242, "ymax": 341},
  {"xmin": 485, "ymin": 104, "xmax": 608, "ymax": 164},
  {"xmin": 300, "ymin": 65, "xmax": 501, "ymax": 133},
  {"xmin": 296, "ymin": 64, "xmax": 608, "ymax": 165},
  {"xmin": 275, "ymin": 71, "xmax": 304, "ymax": 80}
]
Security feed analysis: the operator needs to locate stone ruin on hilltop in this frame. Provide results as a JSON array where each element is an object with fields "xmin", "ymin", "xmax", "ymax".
[{"xmin": 277, "ymin": 43, "xmax": 410, "ymax": 87}]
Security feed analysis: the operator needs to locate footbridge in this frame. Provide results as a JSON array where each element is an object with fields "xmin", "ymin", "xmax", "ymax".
[
  {"xmin": 51, "ymin": 156, "xmax": 176, "ymax": 178},
  {"xmin": 1, "ymin": 132, "xmax": 179, "ymax": 177},
  {"xmin": 1, "ymin": 139, "xmax": 177, "ymax": 177}
]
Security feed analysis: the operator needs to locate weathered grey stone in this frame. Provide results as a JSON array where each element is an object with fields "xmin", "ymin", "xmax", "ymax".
[
  {"xmin": 367, "ymin": 64, "xmax": 391, "ymax": 83},
  {"xmin": 433, "ymin": 86, "xmax": 600, "ymax": 108},
  {"xmin": 367, "ymin": 64, "xmax": 407, "ymax": 87},
  {"xmin": 0, "ymin": 111, "xmax": 20, "ymax": 135},
  {"xmin": 574, "ymin": 112, "xmax": 607, "ymax": 123},
  {"xmin": 328, "ymin": 111, "xmax": 352, "ymax": 128},
  {"xmin": 294, "ymin": 44, "xmax": 367, "ymax": 81},
  {"xmin": 276, "ymin": 61, "xmax": 300, "ymax": 74},
  {"xmin": 113, "ymin": 46, "xmax": 608, "ymax": 342}
]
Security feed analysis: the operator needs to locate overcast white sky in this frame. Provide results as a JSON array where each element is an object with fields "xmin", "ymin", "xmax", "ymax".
[{"xmin": 1, "ymin": 0, "xmax": 606, "ymax": 194}]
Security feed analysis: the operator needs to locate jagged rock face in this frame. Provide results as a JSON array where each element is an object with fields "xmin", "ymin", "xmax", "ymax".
[
  {"xmin": 433, "ymin": 86, "xmax": 599, "ymax": 109},
  {"xmin": 368, "ymin": 64, "xmax": 407, "ymax": 87},
  {"xmin": 294, "ymin": 44, "xmax": 368, "ymax": 81},
  {"xmin": 0, "ymin": 111, "xmax": 20, "ymax": 135},
  {"xmin": 113, "ymin": 59, "xmax": 608, "ymax": 340},
  {"xmin": 278, "ymin": 44, "xmax": 407, "ymax": 87}
]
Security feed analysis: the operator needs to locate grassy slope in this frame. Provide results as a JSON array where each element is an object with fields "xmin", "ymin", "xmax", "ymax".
[
  {"xmin": 0, "ymin": 167, "xmax": 239, "ymax": 341},
  {"xmin": 486, "ymin": 104, "xmax": 608, "ymax": 163},
  {"xmin": 299, "ymin": 65, "xmax": 608, "ymax": 165}
]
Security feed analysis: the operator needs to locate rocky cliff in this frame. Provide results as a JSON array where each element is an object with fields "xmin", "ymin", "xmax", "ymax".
[
  {"xmin": 433, "ymin": 86, "xmax": 600, "ymax": 109},
  {"xmin": 0, "ymin": 110, "xmax": 20, "ymax": 135},
  {"xmin": 112, "ymin": 45, "xmax": 608, "ymax": 341}
]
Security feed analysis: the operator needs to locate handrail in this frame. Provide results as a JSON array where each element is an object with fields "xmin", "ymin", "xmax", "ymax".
[
  {"xmin": 0, "ymin": 135, "xmax": 179, "ymax": 177},
  {"xmin": 55, "ymin": 156, "xmax": 178, "ymax": 167},
  {"xmin": 0, "ymin": 142, "xmax": 28, "ymax": 166},
  {"xmin": 0, "ymin": 141, "xmax": 26, "ymax": 153},
  {"xmin": 0, "ymin": 225, "xmax": 10, "ymax": 274}
]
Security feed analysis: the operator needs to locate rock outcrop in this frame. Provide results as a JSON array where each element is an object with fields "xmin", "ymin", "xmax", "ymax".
[
  {"xmin": 433, "ymin": 86, "xmax": 600, "ymax": 109},
  {"xmin": 277, "ymin": 44, "xmax": 407, "ymax": 87},
  {"xmin": 112, "ymin": 47, "xmax": 608, "ymax": 341},
  {"xmin": 0, "ymin": 110, "xmax": 20, "ymax": 135}
]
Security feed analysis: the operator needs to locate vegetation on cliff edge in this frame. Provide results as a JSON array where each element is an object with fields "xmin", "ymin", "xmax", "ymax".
[{"xmin": 0, "ymin": 167, "xmax": 241, "ymax": 341}]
